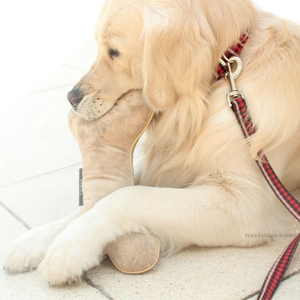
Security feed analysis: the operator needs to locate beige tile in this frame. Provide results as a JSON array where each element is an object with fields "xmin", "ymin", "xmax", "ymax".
[
  {"xmin": 63, "ymin": 40, "xmax": 98, "ymax": 72},
  {"xmin": 246, "ymin": 274, "xmax": 300, "ymax": 300},
  {"xmin": 0, "ymin": 164, "xmax": 81, "ymax": 228},
  {"xmin": 0, "ymin": 207, "xmax": 107, "ymax": 300},
  {"xmin": 0, "ymin": 85, "xmax": 81, "ymax": 187},
  {"xmin": 86, "ymin": 234, "xmax": 300, "ymax": 300}
]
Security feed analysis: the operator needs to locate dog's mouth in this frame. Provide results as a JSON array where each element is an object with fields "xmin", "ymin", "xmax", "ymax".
[{"xmin": 69, "ymin": 89, "xmax": 141, "ymax": 121}]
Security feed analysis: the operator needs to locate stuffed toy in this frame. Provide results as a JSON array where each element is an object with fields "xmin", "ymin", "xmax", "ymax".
[{"xmin": 68, "ymin": 90, "xmax": 160, "ymax": 274}]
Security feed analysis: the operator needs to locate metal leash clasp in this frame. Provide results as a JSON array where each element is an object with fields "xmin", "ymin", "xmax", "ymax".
[{"xmin": 219, "ymin": 55, "xmax": 244, "ymax": 107}]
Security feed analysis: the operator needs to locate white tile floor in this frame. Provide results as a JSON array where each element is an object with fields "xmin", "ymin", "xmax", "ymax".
[{"xmin": 1, "ymin": 17, "xmax": 300, "ymax": 300}]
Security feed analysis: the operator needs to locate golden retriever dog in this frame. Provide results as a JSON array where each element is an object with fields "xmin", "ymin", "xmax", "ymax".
[{"xmin": 4, "ymin": 0, "xmax": 300, "ymax": 286}]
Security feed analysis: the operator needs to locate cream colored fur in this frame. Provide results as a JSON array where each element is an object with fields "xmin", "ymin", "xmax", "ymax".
[{"xmin": 4, "ymin": 0, "xmax": 300, "ymax": 285}]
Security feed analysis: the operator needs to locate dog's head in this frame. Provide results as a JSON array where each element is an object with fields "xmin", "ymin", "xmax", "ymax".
[{"xmin": 68, "ymin": 0, "xmax": 255, "ymax": 121}]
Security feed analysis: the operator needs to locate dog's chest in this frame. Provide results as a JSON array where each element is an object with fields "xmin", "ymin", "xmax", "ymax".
[{"xmin": 138, "ymin": 102, "xmax": 249, "ymax": 188}]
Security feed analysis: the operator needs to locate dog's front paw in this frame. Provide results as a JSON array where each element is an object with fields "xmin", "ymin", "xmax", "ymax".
[
  {"xmin": 4, "ymin": 224, "xmax": 59, "ymax": 273},
  {"xmin": 38, "ymin": 221, "xmax": 103, "ymax": 286}
]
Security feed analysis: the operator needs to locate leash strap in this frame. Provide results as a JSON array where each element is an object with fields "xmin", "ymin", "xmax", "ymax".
[{"xmin": 231, "ymin": 97, "xmax": 300, "ymax": 300}]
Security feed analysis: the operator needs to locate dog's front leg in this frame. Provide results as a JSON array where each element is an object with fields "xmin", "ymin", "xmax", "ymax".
[
  {"xmin": 39, "ymin": 183, "xmax": 269, "ymax": 285},
  {"xmin": 3, "ymin": 208, "xmax": 83, "ymax": 273}
]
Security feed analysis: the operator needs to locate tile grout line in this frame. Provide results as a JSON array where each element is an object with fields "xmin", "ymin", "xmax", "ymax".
[
  {"xmin": 1, "ymin": 165, "xmax": 112, "ymax": 300},
  {"xmin": 61, "ymin": 63, "xmax": 87, "ymax": 73},
  {"xmin": 0, "ymin": 201, "xmax": 31, "ymax": 230},
  {"xmin": 83, "ymin": 275, "xmax": 114, "ymax": 300},
  {"xmin": 0, "ymin": 199, "xmax": 113, "ymax": 299},
  {"xmin": 0, "ymin": 162, "xmax": 82, "ymax": 189},
  {"xmin": 240, "ymin": 269, "xmax": 300, "ymax": 300},
  {"xmin": 1, "ymin": 201, "xmax": 112, "ymax": 299},
  {"xmin": 26, "ymin": 83, "xmax": 77, "ymax": 96},
  {"xmin": 25, "ymin": 64, "xmax": 86, "ymax": 96}
]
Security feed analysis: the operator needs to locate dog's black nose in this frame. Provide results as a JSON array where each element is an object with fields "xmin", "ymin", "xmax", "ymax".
[{"xmin": 67, "ymin": 89, "xmax": 83, "ymax": 106}]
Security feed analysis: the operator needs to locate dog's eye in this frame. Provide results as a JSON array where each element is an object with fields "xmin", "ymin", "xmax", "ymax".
[{"xmin": 108, "ymin": 48, "xmax": 120, "ymax": 59}]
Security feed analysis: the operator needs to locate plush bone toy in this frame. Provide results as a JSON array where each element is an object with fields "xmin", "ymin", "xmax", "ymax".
[{"xmin": 68, "ymin": 90, "xmax": 160, "ymax": 274}]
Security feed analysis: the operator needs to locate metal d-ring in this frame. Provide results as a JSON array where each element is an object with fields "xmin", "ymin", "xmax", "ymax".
[
  {"xmin": 227, "ymin": 56, "xmax": 243, "ymax": 80},
  {"xmin": 224, "ymin": 56, "xmax": 244, "ymax": 107},
  {"xmin": 219, "ymin": 55, "xmax": 243, "ymax": 80}
]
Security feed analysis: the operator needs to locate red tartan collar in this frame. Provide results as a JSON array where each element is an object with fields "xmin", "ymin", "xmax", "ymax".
[{"xmin": 214, "ymin": 28, "xmax": 250, "ymax": 81}]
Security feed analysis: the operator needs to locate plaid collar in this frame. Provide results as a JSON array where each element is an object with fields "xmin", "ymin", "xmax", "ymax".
[{"xmin": 214, "ymin": 28, "xmax": 250, "ymax": 81}]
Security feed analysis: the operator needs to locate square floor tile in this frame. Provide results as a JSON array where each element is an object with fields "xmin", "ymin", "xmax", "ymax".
[
  {"xmin": 0, "ymin": 207, "xmax": 106, "ymax": 300},
  {"xmin": 1, "ymin": 164, "xmax": 81, "ymax": 228},
  {"xmin": 0, "ymin": 86, "xmax": 81, "ymax": 187}
]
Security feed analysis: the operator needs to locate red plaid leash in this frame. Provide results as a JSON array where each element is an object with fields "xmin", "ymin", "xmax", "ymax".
[
  {"xmin": 216, "ymin": 31, "xmax": 300, "ymax": 300},
  {"xmin": 231, "ymin": 98, "xmax": 300, "ymax": 300}
]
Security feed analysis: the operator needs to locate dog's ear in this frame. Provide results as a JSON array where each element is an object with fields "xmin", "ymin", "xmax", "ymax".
[{"xmin": 142, "ymin": 8, "xmax": 215, "ymax": 111}]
